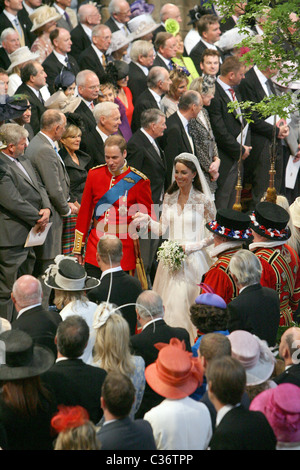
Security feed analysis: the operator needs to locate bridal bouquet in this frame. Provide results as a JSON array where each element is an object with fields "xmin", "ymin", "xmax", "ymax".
[{"xmin": 157, "ymin": 240, "xmax": 186, "ymax": 273}]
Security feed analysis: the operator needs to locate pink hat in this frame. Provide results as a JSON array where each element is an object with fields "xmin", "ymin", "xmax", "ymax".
[
  {"xmin": 228, "ymin": 330, "xmax": 275, "ymax": 386},
  {"xmin": 250, "ymin": 384, "xmax": 300, "ymax": 443},
  {"xmin": 145, "ymin": 338, "xmax": 203, "ymax": 399}
]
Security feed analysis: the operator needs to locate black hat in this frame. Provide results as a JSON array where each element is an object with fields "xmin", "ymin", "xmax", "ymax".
[
  {"xmin": 54, "ymin": 70, "xmax": 76, "ymax": 91},
  {"xmin": 0, "ymin": 330, "xmax": 54, "ymax": 380},
  {"xmin": 187, "ymin": 5, "xmax": 213, "ymax": 25},
  {"xmin": 0, "ymin": 95, "xmax": 30, "ymax": 121},
  {"xmin": 250, "ymin": 202, "xmax": 291, "ymax": 240},
  {"xmin": 206, "ymin": 209, "xmax": 252, "ymax": 240},
  {"xmin": 44, "ymin": 255, "xmax": 100, "ymax": 291}
]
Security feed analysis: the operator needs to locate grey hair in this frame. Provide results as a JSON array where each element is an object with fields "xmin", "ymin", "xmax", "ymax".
[
  {"xmin": 147, "ymin": 66, "xmax": 169, "ymax": 88},
  {"xmin": 0, "ymin": 123, "xmax": 28, "ymax": 146},
  {"xmin": 229, "ymin": 249, "xmax": 262, "ymax": 286},
  {"xmin": 77, "ymin": 3, "xmax": 98, "ymax": 23},
  {"xmin": 136, "ymin": 290, "xmax": 164, "ymax": 319},
  {"xmin": 93, "ymin": 101, "xmax": 119, "ymax": 122},
  {"xmin": 178, "ymin": 90, "xmax": 201, "ymax": 111},
  {"xmin": 130, "ymin": 40, "xmax": 154, "ymax": 63},
  {"xmin": 0, "ymin": 28, "xmax": 17, "ymax": 43},
  {"xmin": 76, "ymin": 69, "xmax": 98, "ymax": 87},
  {"xmin": 92, "ymin": 24, "xmax": 110, "ymax": 38},
  {"xmin": 40, "ymin": 109, "xmax": 65, "ymax": 130},
  {"xmin": 108, "ymin": 0, "xmax": 124, "ymax": 15},
  {"xmin": 140, "ymin": 108, "xmax": 165, "ymax": 129}
]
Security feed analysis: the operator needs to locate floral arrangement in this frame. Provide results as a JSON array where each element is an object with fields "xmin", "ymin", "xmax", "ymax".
[{"xmin": 157, "ymin": 240, "xmax": 186, "ymax": 273}]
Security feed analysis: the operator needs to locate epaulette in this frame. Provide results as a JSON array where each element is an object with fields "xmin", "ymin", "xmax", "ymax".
[
  {"xmin": 130, "ymin": 166, "xmax": 148, "ymax": 180},
  {"xmin": 90, "ymin": 164, "xmax": 106, "ymax": 171}
]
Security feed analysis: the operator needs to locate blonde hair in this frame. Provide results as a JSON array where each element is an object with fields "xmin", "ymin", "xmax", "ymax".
[
  {"xmin": 54, "ymin": 422, "xmax": 101, "ymax": 450},
  {"xmin": 93, "ymin": 313, "xmax": 135, "ymax": 376},
  {"xmin": 54, "ymin": 290, "xmax": 88, "ymax": 310}
]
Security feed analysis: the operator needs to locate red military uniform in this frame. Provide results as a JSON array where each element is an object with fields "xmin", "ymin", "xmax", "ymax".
[
  {"xmin": 73, "ymin": 164, "xmax": 154, "ymax": 271},
  {"xmin": 202, "ymin": 247, "xmax": 240, "ymax": 304},
  {"xmin": 252, "ymin": 244, "xmax": 300, "ymax": 325}
]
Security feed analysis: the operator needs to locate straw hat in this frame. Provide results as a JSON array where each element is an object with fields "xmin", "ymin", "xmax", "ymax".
[
  {"xmin": 107, "ymin": 30, "xmax": 134, "ymax": 55},
  {"xmin": 250, "ymin": 201, "xmax": 291, "ymax": 241},
  {"xmin": 7, "ymin": 47, "xmax": 40, "ymax": 73},
  {"xmin": 228, "ymin": 330, "xmax": 275, "ymax": 386},
  {"xmin": 44, "ymin": 91, "xmax": 81, "ymax": 114},
  {"xmin": 29, "ymin": 5, "xmax": 62, "ymax": 33},
  {"xmin": 290, "ymin": 197, "xmax": 300, "ymax": 228},
  {"xmin": 250, "ymin": 383, "xmax": 300, "ymax": 443},
  {"xmin": 145, "ymin": 338, "xmax": 203, "ymax": 399},
  {"xmin": 43, "ymin": 255, "xmax": 100, "ymax": 291},
  {"xmin": 0, "ymin": 329, "xmax": 54, "ymax": 380},
  {"xmin": 128, "ymin": 14, "xmax": 160, "ymax": 40}
]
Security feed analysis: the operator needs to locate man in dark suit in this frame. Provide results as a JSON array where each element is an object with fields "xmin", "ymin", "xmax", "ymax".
[
  {"xmin": 207, "ymin": 356, "xmax": 276, "ymax": 450},
  {"xmin": 74, "ymin": 70, "xmax": 100, "ymax": 134},
  {"xmin": 70, "ymin": 2, "xmax": 101, "ymax": 61},
  {"xmin": 0, "ymin": 0, "xmax": 32, "ymax": 47},
  {"xmin": 130, "ymin": 290, "xmax": 191, "ymax": 418},
  {"xmin": 42, "ymin": 27, "xmax": 79, "ymax": 95},
  {"xmin": 0, "ymin": 123, "xmax": 51, "ymax": 320},
  {"xmin": 11, "ymin": 275, "xmax": 62, "ymax": 356},
  {"xmin": 0, "ymin": 27, "xmax": 20, "ymax": 70},
  {"xmin": 273, "ymin": 326, "xmax": 300, "ymax": 387},
  {"xmin": 97, "ymin": 371, "xmax": 156, "ymax": 450},
  {"xmin": 238, "ymin": 63, "xmax": 289, "ymax": 208},
  {"xmin": 87, "ymin": 236, "xmax": 142, "ymax": 336},
  {"xmin": 15, "ymin": 60, "xmax": 47, "ymax": 135},
  {"xmin": 206, "ymin": 56, "xmax": 252, "ymax": 209},
  {"xmin": 131, "ymin": 66, "xmax": 172, "ymax": 133},
  {"xmin": 80, "ymin": 101, "xmax": 121, "ymax": 167},
  {"xmin": 18, "ymin": 0, "xmax": 39, "ymax": 46},
  {"xmin": 227, "ymin": 249, "xmax": 280, "ymax": 347},
  {"xmin": 190, "ymin": 13, "xmax": 224, "ymax": 75},
  {"xmin": 162, "ymin": 89, "xmax": 202, "ymax": 186},
  {"xmin": 153, "ymin": 31, "xmax": 178, "ymax": 72},
  {"xmin": 128, "ymin": 40, "xmax": 155, "ymax": 105},
  {"xmin": 41, "ymin": 316, "xmax": 107, "ymax": 424},
  {"xmin": 78, "ymin": 24, "xmax": 111, "ymax": 82},
  {"xmin": 105, "ymin": 0, "xmax": 131, "ymax": 35}
]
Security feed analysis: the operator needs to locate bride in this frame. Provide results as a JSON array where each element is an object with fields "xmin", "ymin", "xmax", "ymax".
[{"xmin": 133, "ymin": 153, "xmax": 216, "ymax": 343}]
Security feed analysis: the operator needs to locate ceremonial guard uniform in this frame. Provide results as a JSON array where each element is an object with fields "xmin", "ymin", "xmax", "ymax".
[
  {"xmin": 202, "ymin": 209, "xmax": 252, "ymax": 304},
  {"xmin": 73, "ymin": 163, "xmax": 154, "ymax": 271},
  {"xmin": 249, "ymin": 202, "xmax": 300, "ymax": 325}
]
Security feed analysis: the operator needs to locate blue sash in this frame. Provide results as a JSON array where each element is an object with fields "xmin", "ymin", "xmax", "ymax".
[{"xmin": 94, "ymin": 170, "xmax": 142, "ymax": 219}]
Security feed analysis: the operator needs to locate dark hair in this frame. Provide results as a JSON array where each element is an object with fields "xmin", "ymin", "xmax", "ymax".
[
  {"xmin": 199, "ymin": 333, "xmax": 231, "ymax": 362},
  {"xmin": 220, "ymin": 56, "xmax": 243, "ymax": 76},
  {"xmin": 200, "ymin": 48, "xmax": 221, "ymax": 63},
  {"xmin": 167, "ymin": 157, "xmax": 202, "ymax": 194},
  {"xmin": 56, "ymin": 315, "xmax": 89, "ymax": 358},
  {"xmin": 49, "ymin": 28, "xmax": 60, "ymax": 45},
  {"xmin": 102, "ymin": 371, "xmax": 135, "ymax": 418},
  {"xmin": 20, "ymin": 61, "xmax": 39, "ymax": 83},
  {"xmin": 190, "ymin": 304, "xmax": 229, "ymax": 333},
  {"xmin": 206, "ymin": 356, "xmax": 246, "ymax": 405},
  {"xmin": 197, "ymin": 14, "xmax": 219, "ymax": 35}
]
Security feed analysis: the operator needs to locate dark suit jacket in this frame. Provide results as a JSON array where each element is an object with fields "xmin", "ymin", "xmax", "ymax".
[
  {"xmin": 209, "ymin": 405, "xmax": 276, "ymax": 450},
  {"xmin": 70, "ymin": 22, "xmax": 92, "ymax": 61},
  {"xmin": 206, "ymin": 81, "xmax": 250, "ymax": 188},
  {"xmin": 15, "ymin": 82, "xmax": 46, "ymax": 135},
  {"xmin": 130, "ymin": 318, "xmax": 191, "ymax": 418},
  {"xmin": 105, "ymin": 16, "xmax": 121, "ymax": 33},
  {"xmin": 18, "ymin": 6, "xmax": 35, "ymax": 46},
  {"xmin": 127, "ymin": 61, "xmax": 148, "ymax": 105},
  {"xmin": 79, "ymin": 125, "xmax": 105, "ymax": 167},
  {"xmin": 11, "ymin": 305, "xmax": 62, "ymax": 357},
  {"xmin": 74, "ymin": 99, "xmax": 97, "ymax": 134},
  {"xmin": 42, "ymin": 52, "xmax": 80, "ymax": 94},
  {"xmin": 0, "ymin": 10, "xmax": 32, "ymax": 48},
  {"xmin": 227, "ymin": 283, "xmax": 280, "ymax": 346},
  {"xmin": 131, "ymin": 88, "xmax": 160, "ymax": 133},
  {"xmin": 190, "ymin": 39, "xmax": 225, "ymax": 75},
  {"xmin": 161, "ymin": 111, "xmax": 194, "ymax": 186},
  {"xmin": 87, "ymin": 270, "xmax": 143, "ymax": 336},
  {"xmin": 127, "ymin": 129, "xmax": 167, "ymax": 205},
  {"xmin": 41, "ymin": 358, "xmax": 107, "ymax": 424},
  {"xmin": 0, "ymin": 46, "xmax": 10, "ymax": 70},
  {"xmin": 152, "ymin": 53, "xmax": 171, "ymax": 71},
  {"xmin": 273, "ymin": 364, "xmax": 300, "ymax": 387},
  {"xmin": 97, "ymin": 416, "xmax": 156, "ymax": 450},
  {"xmin": 77, "ymin": 45, "xmax": 106, "ymax": 82}
]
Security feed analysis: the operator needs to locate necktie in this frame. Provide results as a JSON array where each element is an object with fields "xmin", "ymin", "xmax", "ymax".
[
  {"xmin": 64, "ymin": 11, "xmax": 72, "ymax": 28},
  {"xmin": 186, "ymin": 123, "xmax": 194, "ymax": 153},
  {"xmin": 168, "ymin": 60, "xmax": 173, "ymax": 70},
  {"xmin": 102, "ymin": 54, "xmax": 106, "ymax": 68},
  {"xmin": 13, "ymin": 18, "xmax": 22, "ymax": 36},
  {"xmin": 90, "ymin": 102, "xmax": 94, "ymax": 110},
  {"xmin": 228, "ymin": 87, "xmax": 236, "ymax": 101},
  {"xmin": 54, "ymin": 145, "xmax": 65, "ymax": 167},
  {"xmin": 64, "ymin": 56, "xmax": 71, "ymax": 70},
  {"xmin": 38, "ymin": 90, "xmax": 44, "ymax": 105}
]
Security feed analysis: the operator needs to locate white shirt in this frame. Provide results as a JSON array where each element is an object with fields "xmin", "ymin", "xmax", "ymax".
[
  {"xmin": 177, "ymin": 110, "xmax": 194, "ymax": 153},
  {"xmin": 142, "ymin": 317, "xmax": 163, "ymax": 331},
  {"xmin": 253, "ymin": 65, "xmax": 271, "ymax": 96},
  {"xmin": 100, "ymin": 266, "xmax": 122, "ymax": 281},
  {"xmin": 215, "ymin": 404, "xmax": 235, "ymax": 427},
  {"xmin": 148, "ymin": 87, "xmax": 162, "ymax": 109},
  {"xmin": 96, "ymin": 125, "xmax": 110, "ymax": 142},
  {"xmin": 133, "ymin": 61, "xmax": 149, "ymax": 76},
  {"xmin": 157, "ymin": 52, "xmax": 172, "ymax": 69},
  {"xmin": 91, "ymin": 43, "xmax": 106, "ymax": 66},
  {"xmin": 16, "ymin": 303, "xmax": 41, "ymax": 319},
  {"xmin": 53, "ymin": 49, "xmax": 68, "ymax": 66},
  {"xmin": 81, "ymin": 23, "xmax": 93, "ymax": 41},
  {"xmin": 184, "ymin": 29, "xmax": 201, "ymax": 55}
]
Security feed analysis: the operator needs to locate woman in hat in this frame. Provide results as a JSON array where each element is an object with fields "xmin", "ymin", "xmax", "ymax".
[
  {"xmin": 161, "ymin": 66, "xmax": 189, "ymax": 118},
  {"xmin": 29, "ymin": 5, "xmax": 62, "ymax": 63},
  {"xmin": 0, "ymin": 329, "xmax": 56, "ymax": 450},
  {"xmin": 104, "ymin": 60, "xmax": 134, "ymax": 127},
  {"xmin": 6, "ymin": 46, "xmax": 40, "ymax": 96},
  {"xmin": 107, "ymin": 30, "xmax": 133, "ymax": 62},
  {"xmin": 172, "ymin": 31, "xmax": 199, "ymax": 86},
  {"xmin": 188, "ymin": 75, "xmax": 220, "ymax": 197},
  {"xmin": 58, "ymin": 113, "xmax": 92, "ymax": 256},
  {"xmin": 92, "ymin": 304, "xmax": 145, "ymax": 420},
  {"xmin": 133, "ymin": 153, "xmax": 216, "ymax": 343},
  {"xmin": 44, "ymin": 255, "xmax": 100, "ymax": 365}
]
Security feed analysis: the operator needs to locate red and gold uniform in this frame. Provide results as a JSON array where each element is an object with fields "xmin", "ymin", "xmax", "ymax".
[
  {"xmin": 202, "ymin": 247, "xmax": 241, "ymax": 304},
  {"xmin": 252, "ymin": 244, "xmax": 300, "ymax": 325},
  {"xmin": 73, "ymin": 163, "xmax": 154, "ymax": 271}
]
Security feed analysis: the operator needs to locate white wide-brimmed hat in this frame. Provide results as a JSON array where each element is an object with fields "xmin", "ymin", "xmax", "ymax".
[
  {"xmin": 45, "ymin": 90, "xmax": 81, "ymax": 114},
  {"xmin": 7, "ymin": 47, "xmax": 40, "ymax": 73},
  {"xmin": 128, "ymin": 13, "xmax": 159, "ymax": 40},
  {"xmin": 107, "ymin": 30, "xmax": 134, "ymax": 55},
  {"xmin": 29, "ymin": 4, "xmax": 62, "ymax": 33}
]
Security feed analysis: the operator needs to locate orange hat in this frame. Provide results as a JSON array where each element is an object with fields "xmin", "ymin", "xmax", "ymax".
[{"xmin": 145, "ymin": 338, "xmax": 203, "ymax": 399}]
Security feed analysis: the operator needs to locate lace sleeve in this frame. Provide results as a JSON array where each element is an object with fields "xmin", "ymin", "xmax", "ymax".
[
  {"xmin": 149, "ymin": 193, "xmax": 174, "ymax": 237},
  {"xmin": 185, "ymin": 190, "xmax": 215, "ymax": 254}
]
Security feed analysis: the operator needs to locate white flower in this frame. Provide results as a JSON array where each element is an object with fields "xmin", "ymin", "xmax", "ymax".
[{"xmin": 157, "ymin": 240, "xmax": 186, "ymax": 273}]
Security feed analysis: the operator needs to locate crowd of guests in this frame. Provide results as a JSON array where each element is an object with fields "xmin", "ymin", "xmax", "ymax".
[{"xmin": 0, "ymin": 0, "xmax": 300, "ymax": 451}]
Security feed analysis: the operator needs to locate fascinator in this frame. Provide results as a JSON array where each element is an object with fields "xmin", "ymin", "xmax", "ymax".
[
  {"xmin": 64, "ymin": 112, "xmax": 85, "ymax": 132},
  {"xmin": 93, "ymin": 301, "xmax": 121, "ymax": 329},
  {"xmin": 187, "ymin": 5, "xmax": 213, "ymax": 25},
  {"xmin": 0, "ymin": 95, "xmax": 31, "ymax": 122},
  {"xmin": 195, "ymin": 283, "xmax": 227, "ymax": 309},
  {"xmin": 51, "ymin": 405, "xmax": 90, "ymax": 433},
  {"xmin": 165, "ymin": 18, "xmax": 180, "ymax": 36}
]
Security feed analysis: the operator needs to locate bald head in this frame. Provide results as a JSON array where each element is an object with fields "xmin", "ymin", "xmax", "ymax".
[
  {"xmin": 160, "ymin": 3, "xmax": 182, "ymax": 23},
  {"xmin": 12, "ymin": 275, "xmax": 42, "ymax": 311},
  {"xmin": 279, "ymin": 327, "xmax": 300, "ymax": 366}
]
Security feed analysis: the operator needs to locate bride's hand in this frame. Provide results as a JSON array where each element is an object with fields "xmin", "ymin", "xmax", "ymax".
[{"xmin": 131, "ymin": 211, "xmax": 150, "ymax": 227}]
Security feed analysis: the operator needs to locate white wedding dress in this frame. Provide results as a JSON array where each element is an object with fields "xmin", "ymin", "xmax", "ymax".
[{"xmin": 151, "ymin": 186, "xmax": 216, "ymax": 344}]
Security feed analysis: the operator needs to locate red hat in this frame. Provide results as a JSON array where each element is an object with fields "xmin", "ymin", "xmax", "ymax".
[{"xmin": 145, "ymin": 338, "xmax": 203, "ymax": 399}]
